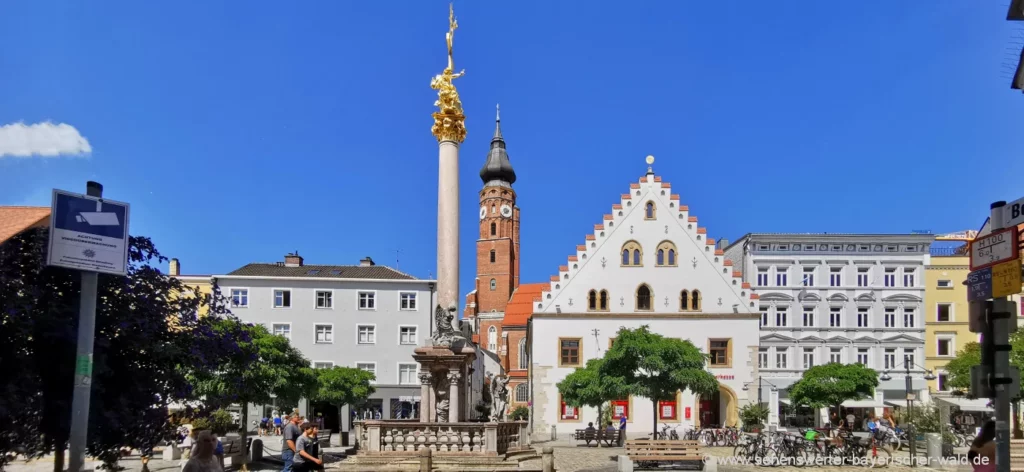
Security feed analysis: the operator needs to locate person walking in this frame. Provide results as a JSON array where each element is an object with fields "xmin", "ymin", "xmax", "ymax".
[
  {"xmin": 274, "ymin": 413, "xmax": 283, "ymax": 436},
  {"xmin": 281, "ymin": 414, "xmax": 302, "ymax": 472},
  {"xmin": 618, "ymin": 415, "xmax": 627, "ymax": 447},
  {"xmin": 182, "ymin": 431, "xmax": 222, "ymax": 472}
]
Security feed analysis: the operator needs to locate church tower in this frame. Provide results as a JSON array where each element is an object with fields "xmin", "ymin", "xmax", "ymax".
[{"xmin": 465, "ymin": 106, "xmax": 519, "ymax": 351}]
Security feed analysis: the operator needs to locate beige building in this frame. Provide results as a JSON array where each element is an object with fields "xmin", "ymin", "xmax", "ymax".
[{"xmin": 924, "ymin": 251, "xmax": 973, "ymax": 393}]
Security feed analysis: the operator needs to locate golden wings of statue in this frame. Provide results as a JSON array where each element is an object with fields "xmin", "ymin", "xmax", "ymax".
[{"xmin": 431, "ymin": 3, "xmax": 466, "ymax": 143}]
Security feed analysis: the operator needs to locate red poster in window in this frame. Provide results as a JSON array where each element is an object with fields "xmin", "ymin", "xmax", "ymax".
[
  {"xmin": 560, "ymin": 401, "xmax": 577, "ymax": 420},
  {"xmin": 658, "ymin": 400, "xmax": 676, "ymax": 420},
  {"xmin": 611, "ymin": 400, "xmax": 629, "ymax": 420},
  {"xmin": 685, "ymin": 407, "xmax": 691, "ymax": 420}
]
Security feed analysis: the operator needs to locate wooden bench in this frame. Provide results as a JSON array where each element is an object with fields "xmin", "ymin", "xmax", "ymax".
[
  {"xmin": 316, "ymin": 429, "xmax": 332, "ymax": 448},
  {"xmin": 1010, "ymin": 439, "xmax": 1024, "ymax": 472},
  {"xmin": 626, "ymin": 439, "xmax": 704, "ymax": 469},
  {"xmin": 574, "ymin": 428, "xmax": 622, "ymax": 446},
  {"xmin": 220, "ymin": 437, "xmax": 244, "ymax": 466}
]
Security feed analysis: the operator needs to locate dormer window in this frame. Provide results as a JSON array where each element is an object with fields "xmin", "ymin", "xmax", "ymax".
[{"xmin": 645, "ymin": 201, "xmax": 656, "ymax": 219}]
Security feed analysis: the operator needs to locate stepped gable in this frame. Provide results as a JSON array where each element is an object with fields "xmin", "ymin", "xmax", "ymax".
[{"xmin": 529, "ymin": 173, "xmax": 756, "ymax": 315}]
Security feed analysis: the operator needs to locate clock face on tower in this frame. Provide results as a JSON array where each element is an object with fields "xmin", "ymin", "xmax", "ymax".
[
  {"xmin": 479, "ymin": 207, "xmax": 487, "ymax": 220},
  {"xmin": 500, "ymin": 205, "xmax": 512, "ymax": 218}
]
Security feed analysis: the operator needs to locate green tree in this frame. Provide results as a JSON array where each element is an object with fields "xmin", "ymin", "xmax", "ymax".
[
  {"xmin": 191, "ymin": 318, "xmax": 318, "ymax": 470},
  {"xmin": 788, "ymin": 363, "xmax": 878, "ymax": 417},
  {"xmin": 509, "ymin": 406, "xmax": 529, "ymax": 421},
  {"xmin": 557, "ymin": 358, "xmax": 627, "ymax": 426},
  {"xmin": 944, "ymin": 334, "xmax": 1024, "ymax": 437},
  {"xmin": 738, "ymin": 403, "xmax": 770, "ymax": 432},
  {"xmin": 311, "ymin": 367, "xmax": 376, "ymax": 427},
  {"xmin": 599, "ymin": 326, "xmax": 718, "ymax": 436}
]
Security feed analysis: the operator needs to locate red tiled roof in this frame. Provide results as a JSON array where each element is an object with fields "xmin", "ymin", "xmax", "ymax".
[
  {"xmin": 0, "ymin": 206, "xmax": 50, "ymax": 243},
  {"xmin": 503, "ymin": 283, "xmax": 547, "ymax": 327}
]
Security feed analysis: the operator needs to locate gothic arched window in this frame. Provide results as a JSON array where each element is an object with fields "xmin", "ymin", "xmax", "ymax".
[
  {"xmin": 680, "ymin": 290, "xmax": 690, "ymax": 311},
  {"xmin": 621, "ymin": 241, "xmax": 643, "ymax": 267},
  {"xmin": 656, "ymin": 241, "xmax": 678, "ymax": 267},
  {"xmin": 487, "ymin": 326, "xmax": 497, "ymax": 351},
  {"xmin": 645, "ymin": 201, "xmax": 656, "ymax": 219},
  {"xmin": 599, "ymin": 290, "xmax": 609, "ymax": 311},
  {"xmin": 588, "ymin": 290, "xmax": 598, "ymax": 311},
  {"xmin": 518, "ymin": 339, "xmax": 528, "ymax": 370},
  {"xmin": 636, "ymin": 284, "xmax": 653, "ymax": 311},
  {"xmin": 515, "ymin": 383, "xmax": 529, "ymax": 402},
  {"xmin": 692, "ymin": 290, "xmax": 702, "ymax": 311},
  {"xmin": 489, "ymin": 278, "xmax": 497, "ymax": 291}
]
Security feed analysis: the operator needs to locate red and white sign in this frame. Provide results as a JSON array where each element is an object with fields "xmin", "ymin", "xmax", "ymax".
[
  {"xmin": 685, "ymin": 407, "xmax": 691, "ymax": 420},
  {"xmin": 970, "ymin": 226, "xmax": 1019, "ymax": 271},
  {"xmin": 715, "ymin": 374, "xmax": 734, "ymax": 380}
]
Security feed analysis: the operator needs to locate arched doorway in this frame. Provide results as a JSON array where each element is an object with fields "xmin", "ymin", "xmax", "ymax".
[{"xmin": 697, "ymin": 385, "xmax": 739, "ymax": 428}]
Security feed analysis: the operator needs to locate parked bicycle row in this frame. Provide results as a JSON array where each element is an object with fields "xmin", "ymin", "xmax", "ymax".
[
  {"xmin": 732, "ymin": 429, "xmax": 891, "ymax": 468},
  {"xmin": 648, "ymin": 424, "xmax": 743, "ymax": 447}
]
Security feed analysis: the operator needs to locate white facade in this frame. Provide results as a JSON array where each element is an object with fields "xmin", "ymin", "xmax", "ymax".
[
  {"xmin": 723, "ymin": 234, "xmax": 936, "ymax": 425},
  {"xmin": 529, "ymin": 171, "xmax": 760, "ymax": 438}
]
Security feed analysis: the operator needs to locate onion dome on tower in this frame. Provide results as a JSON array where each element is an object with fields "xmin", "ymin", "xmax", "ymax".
[{"xmin": 479, "ymin": 104, "xmax": 517, "ymax": 186}]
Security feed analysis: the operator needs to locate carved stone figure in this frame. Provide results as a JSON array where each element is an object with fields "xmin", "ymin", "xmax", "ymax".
[
  {"xmin": 489, "ymin": 374, "xmax": 510, "ymax": 422},
  {"xmin": 431, "ymin": 303, "xmax": 466, "ymax": 347},
  {"xmin": 433, "ymin": 371, "xmax": 452, "ymax": 422}
]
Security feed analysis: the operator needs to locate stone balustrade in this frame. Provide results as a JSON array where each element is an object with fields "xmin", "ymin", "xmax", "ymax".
[{"xmin": 354, "ymin": 420, "xmax": 530, "ymax": 457}]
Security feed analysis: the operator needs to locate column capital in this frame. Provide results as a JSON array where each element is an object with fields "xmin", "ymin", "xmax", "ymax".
[
  {"xmin": 419, "ymin": 372, "xmax": 433, "ymax": 385},
  {"xmin": 447, "ymin": 371, "xmax": 462, "ymax": 382}
]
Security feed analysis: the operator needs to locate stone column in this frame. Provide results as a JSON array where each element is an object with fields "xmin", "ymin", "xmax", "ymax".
[
  {"xmin": 436, "ymin": 140, "xmax": 460, "ymax": 314},
  {"xmin": 449, "ymin": 371, "xmax": 462, "ymax": 423},
  {"xmin": 768, "ymin": 389, "xmax": 780, "ymax": 430},
  {"xmin": 419, "ymin": 372, "xmax": 433, "ymax": 422}
]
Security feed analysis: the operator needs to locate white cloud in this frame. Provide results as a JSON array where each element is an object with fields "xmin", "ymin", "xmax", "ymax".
[{"xmin": 0, "ymin": 121, "xmax": 92, "ymax": 158}]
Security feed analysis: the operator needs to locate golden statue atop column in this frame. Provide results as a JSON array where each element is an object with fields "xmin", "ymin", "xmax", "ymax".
[{"xmin": 430, "ymin": 3, "xmax": 466, "ymax": 143}]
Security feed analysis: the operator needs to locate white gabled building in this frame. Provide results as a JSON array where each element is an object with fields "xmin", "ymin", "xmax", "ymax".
[
  {"xmin": 528, "ymin": 165, "xmax": 761, "ymax": 439},
  {"xmin": 723, "ymin": 233, "xmax": 936, "ymax": 428}
]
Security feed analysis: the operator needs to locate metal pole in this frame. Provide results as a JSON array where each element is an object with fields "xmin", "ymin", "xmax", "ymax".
[
  {"xmin": 758, "ymin": 377, "xmax": 763, "ymax": 404},
  {"xmin": 68, "ymin": 181, "xmax": 103, "ymax": 472},
  {"xmin": 907, "ymin": 361, "xmax": 916, "ymax": 466},
  {"xmin": 990, "ymin": 201, "xmax": 1011, "ymax": 472}
]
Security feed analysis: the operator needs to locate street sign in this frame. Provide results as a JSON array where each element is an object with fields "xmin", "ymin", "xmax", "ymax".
[
  {"xmin": 970, "ymin": 226, "xmax": 1019, "ymax": 271},
  {"xmin": 992, "ymin": 259, "xmax": 1023, "ymax": 298},
  {"xmin": 47, "ymin": 189, "xmax": 131, "ymax": 276},
  {"xmin": 1004, "ymin": 196, "xmax": 1024, "ymax": 228},
  {"xmin": 968, "ymin": 268, "xmax": 994, "ymax": 302}
]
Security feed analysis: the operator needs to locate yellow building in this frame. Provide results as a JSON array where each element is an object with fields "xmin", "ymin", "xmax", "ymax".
[
  {"xmin": 924, "ymin": 251, "xmax": 974, "ymax": 393},
  {"xmin": 168, "ymin": 258, "xmax": 214, "ymax": 318}
]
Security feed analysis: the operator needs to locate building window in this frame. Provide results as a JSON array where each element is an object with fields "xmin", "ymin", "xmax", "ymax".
[
  {"xmin": 314, "ymin": 362, "xmax": 334, "ymax": 369},
  {"xmin": 560, "ymin": 338, "xmax": 581, "ymax": 366},
  {"xmin": 681, "ymin": 290, "xmax": 691, "ymax": 311},
  {"xmin": 645, "ymin": 201, "xmax": 656, "ymax": 219},
  {"xmin": 757, "ymin": 268, "xmax": 769, "ymax": 286},
  {"xmin": 398, "ymin": 363, "xmax": 418, "ymax": 385},
  {"xmin": 776, "ymin": 306, "xmax": 788, "ymax": 327},
  {"xmin": 400, "ymin": 326, "xmax": 417, "ymax": 345},
  {"xmin": 937, "ymin": 373, "xmax": 949, "ymax": 391},
  {"xmin": 636, "ymin": 284, "xmax": 653, "ymax": 311},
  {"xmin": 829, "ymin": 348, "xmax": 842, "ymax": 364},
  {"xmin": 272, "ymin": 323, "xmax": 291, "ymax": 339},
  {"xmin": 489, "ymin": 278, "xmax": 497, "ymax": 290},
  {"xmin": 358, "ymin": 291, "xmax": 376, "ymax": 310},
  {"xmin": 656, "ymin": 241, "xmax": 677, "ymax": 266},
  {"xmin": 857, "ymin": 307, "xmax": 869, "ymax": 328},
  {"xmin": 829, "ymin": 307, "xmax": 842, "ymax": 327},
  {"xmin": 659, "ymin": 400, "xmax": 677, "ymax": 420},
  {"xmin": 857, "ymin": 348, "xmax": 869, "ymax": 365},
  {"xmin": 588, "ymin": 290, "xmax": 598, "ymax": 311},
  {"xmin": 884, "ymin": 308, "xmax": 896, "ymax": 328},
  {"xmin": 937, "ymin": 304, "xmax": 951, "ymax": 322},
  {"xmin": 802, "ymin": 267, "xmax": 815, "ymax": 286},
  {"xmin": 399, "ymin": 292, "xmax": 417, "ymax": 310},
  {"xmin": 230, "ymin": 289, "xmax": 248, "ymax": 307},
  {"xmin": 599, "ymin": 290, "xmax": 609, "ymax": 311},
  {"xmin": 857, "ymin": 267, "xmax": 869, "ymax": 287},
  {"xmin": 490, "ymin": 222, "xmax": 496, "ymax": 236},
  {"xmin": 803, "ymin": 348, "xmax": 815, "ymax": 369},
  {"xmin": 518, "ymin": 338, "xmax": 528, "ymax": 370},
  {"xmin": 937, "ymin": 279, "xmax": 953, "ymax": 288},
  {"xmin": 515, "ymin": 383, "xmax": 529, "ymax": 402},
  {"xmin": 903, "ymin": 349, "xmax": 915, "ymax": 368},
  {"xmin": 760, "ymin": 306, "xmax": 769, "ymax": 327},
  {"xmin": 775, "ymin": 348, "xmax": 788, "ymax": 369},
  {"xmin": 488, "ymin": 326, "xmax": 498, "ymax": 351},
  {"xmin": 316, "ymin": 290, "xmax": 333, "ymax": 309},
  {"xmin": 621, "ymin": 241, "xmax": 643, "ymax": 266},
  {"xmin": 830, "ymin": 267, "xmax": 842, "ymax": 287},
  {"xmin": 776, "ymin": 267, "xmax": 788, "ymax": 286},
  {"xmin": 758, "ymin": 348, "xmax": 769, "ymax": 368},
  {"xmin": 884, "ymin": 349, "xmax": 896, "ymax": 370},
  {"xmin": 490, "ymin": 250, "xmax": 496, "ymax": 263},
  {"xmin": 903, "ymin": 309, "xmax": 916, "ymax": 328},
  {"xmin": 709, "ymin": 339, "xmax": 731, "ymax": 367},
  {"xmin": 692, "ymin": 290, "xmax": 701, "ymax": 311},
  {"xmin": 803, "ymin": 308, "xmax": 815, "ymax": 327},
  {"xmin": 314, "ymin": 324, "xmax": 333, "ymax": 343},
  {"xmin": 937, "ymin": 337, "xmax": 954, "ymax": 357},
  {"xmin": 273, "ymin": 289, "xmax": 291, "ymax": 308},
  {"xmin": 356, "ymin": 362, "xmax": 377, "ymax": 381},
  {"xmin": 357, "ymin": 325, "xmax": 376, "ymax": 344},
  {"xmin": 559, "ymin": 395, "xmax": 578, "ymax": 420},
  {"xmin": 903, "ymin": 268, "xmax": 915, "ymax": 287},
  {"xmin": 884, "ymin": 268, "xmax": 896, "ymax": 287}
]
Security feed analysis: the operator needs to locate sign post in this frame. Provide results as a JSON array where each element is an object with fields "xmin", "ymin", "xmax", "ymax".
[{"xmin": 48, "ymin": 182, "xmax": 130, "ymax": 472}]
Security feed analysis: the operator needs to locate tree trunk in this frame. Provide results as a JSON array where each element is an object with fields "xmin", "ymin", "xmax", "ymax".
[
  {"xmin": 53, "ymin": 447, "xmax": 64, "ymax": 472},
  {"xmin": 239, "ymin": 405, "xmax": 249, "ymax": 470},
  {"xmin": 1014, "ymin": 401, "xmax": 1022, "ymax": 439},
  {"xmin": 652, "ymin": 402, "xmax": 658, "ymax": 438},
  {"xmin": 597, "ymin": 404, "xmax": 603, "ymax": 428}
]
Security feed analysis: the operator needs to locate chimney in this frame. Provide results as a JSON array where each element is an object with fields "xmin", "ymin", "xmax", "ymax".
[
  {"xmin": 284, "ymin": 251, "xmax": 303, "ymax": 267},
  {"xmin": 360, "ymin": 256, "xmax": 375, "ymax": 267},
  {"xmin": 169, "ymin": 258, "xmax": 181, "ymax": 276},
  {"xmin": 717, "ymin": 239, "xmax": 730, "ymax": 250}
]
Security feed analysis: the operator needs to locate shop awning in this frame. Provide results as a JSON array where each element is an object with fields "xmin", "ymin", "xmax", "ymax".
[
  {"xmin": 398, "ymin": 396, "xmax": 422, "ymax": 402},
  {"xmin": 842, "ymin": 399, "xmax": 885, "ymax": 408},
  {"xmin": 884, "ymin": 400, "xmax": 911, "ymax": 409},
  {"xmin": 779, "ymin": 399, "xmax": 791, "ymax": 406},
  {"xmin": 936, "ymin": 397, "xmax": 993, "ymax": 412}
]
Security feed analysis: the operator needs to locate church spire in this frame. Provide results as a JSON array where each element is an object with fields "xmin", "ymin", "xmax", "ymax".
[{"xmin": 480, "ymin": 104, "xmax": 516, "ymax": 185}]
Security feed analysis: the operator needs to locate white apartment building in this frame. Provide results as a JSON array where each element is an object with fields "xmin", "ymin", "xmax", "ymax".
[{"xmin": 724, "ymin": 233, "xmax": 936, "ymax": 427}]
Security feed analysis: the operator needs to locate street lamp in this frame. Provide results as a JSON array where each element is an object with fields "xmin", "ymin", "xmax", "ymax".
[
  {"xmin": 881, "ymin": 356, "xmax": 937, "ymax": 466},
  {"xmin": 742, "ymin": 377, "xmax": 780, "ymax": 404}
]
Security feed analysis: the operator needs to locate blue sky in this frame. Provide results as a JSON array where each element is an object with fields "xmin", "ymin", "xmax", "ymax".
[{"xmin": 1, "ymin": 1, "xmax": 1022, "ymax": 298}]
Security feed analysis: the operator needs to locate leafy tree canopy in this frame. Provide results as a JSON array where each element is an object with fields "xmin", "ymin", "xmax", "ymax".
[
  {"xmin": 788, "ymin": 362, "xmax": 878, "ymax": 410},
  {"xmin": 557, "ymin": 358, "xmax": 628, "ymax": 410},
  {"xmin": 311, "ymin": 366, "xmax": 376, "ymax": 412},
  {"xmin": 944, "ymin": 342, "xmax": 981, "ymax": 393}
]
